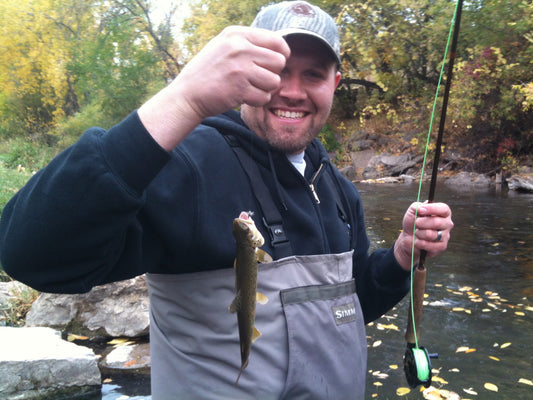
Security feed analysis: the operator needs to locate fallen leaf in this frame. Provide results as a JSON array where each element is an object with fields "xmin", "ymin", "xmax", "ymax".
[
  {"xmin": 432, "ymin": 376, "xmax": 449, "ymax": 384},
  {"xmin": 456, "ymin": 346, "xmax": 470, "ymax": 353},
  {"xmin": 448, "ymin": 368, "xmax": 460, "ymax": 373},
  {"xmin": 123, "ymin": 359, "xmax": 137, "ymax": 367},
  {"xmin": 67, "ymin": 334, "xmax": 89, "ymax": 342},
  {"xmin": 489, "ymin": 356, "xmax": 500, "ymax": 361},
  {"xmin": 390, "ymin": 364, "xmax": 399, "ymax": 370},
  {"xmin": 108, "ymin": 338, "xmax": 134, "ymax": 346},
  {"xmin": 463, "ymin": 387, "xmax": 477, "ymax": 395},
  {"xmin": 377, "ymin": 323, "xmax": 400, "ymax": 331},
  {"xmin": 484, "ymin": 382, "xmax": 498, "ymax": 392},
  {"xmin": 500, "ymin": 342, "xmax": 511, "ymax": 349},
  {"xmin": 103, "ymin": 378, "xmax": 113, "ymax": 383},
  {"xmin": 465, "ymin": 348, "xmax": 477, "ymax": 353},
  {"xmin": 372, "ymin": 340, "xmax": 382, "ymax": 348},
  {"xmin": 396, "ymin": 387, "xmax": 411, "ymax": 396},
  {"xmin": 515, "ymin": 311, "xmax": 525, "ymax": 316},
  {"xmin": 518, "ymin": 378, "xmax": 533, "ymax": 386},
  {"xmin": 373, "ymin": 382, "xmax": 383, "ymax": 386}
]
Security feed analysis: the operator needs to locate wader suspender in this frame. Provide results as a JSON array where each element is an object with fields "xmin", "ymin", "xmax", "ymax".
[{"xmin": 225, "ymin": 135, "xmax": 293, "ymax": 259}]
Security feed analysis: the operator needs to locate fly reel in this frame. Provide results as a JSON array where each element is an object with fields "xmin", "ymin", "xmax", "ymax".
[{"xmin": 403, "ymin": 344, "xmax": 438, "ymax": 388}]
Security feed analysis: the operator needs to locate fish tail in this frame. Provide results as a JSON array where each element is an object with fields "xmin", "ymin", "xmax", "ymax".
[{"xmin": 234, "ymin": 359, "xmax": 249, "ymax": 386}]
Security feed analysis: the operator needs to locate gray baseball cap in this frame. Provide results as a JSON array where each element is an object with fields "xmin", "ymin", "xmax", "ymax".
[{"xmin": 251, "ymin": 1, "xmax": 341, "ymax": 65}]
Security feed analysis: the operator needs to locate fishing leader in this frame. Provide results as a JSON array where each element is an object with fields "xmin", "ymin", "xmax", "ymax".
[{"xmin": 0, "ymin": 1, "xmax": 454, "ymax": 398}]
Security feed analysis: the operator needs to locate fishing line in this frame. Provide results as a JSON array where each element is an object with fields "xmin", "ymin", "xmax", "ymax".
[{"xmin": 405, "ymin": 0, "xmax": 463, "ymax": 386}]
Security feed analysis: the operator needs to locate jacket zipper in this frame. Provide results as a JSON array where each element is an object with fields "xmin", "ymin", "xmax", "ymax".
[{"xmin": 309, "ymin": 163, "xmax": 324, "ymax": 204}]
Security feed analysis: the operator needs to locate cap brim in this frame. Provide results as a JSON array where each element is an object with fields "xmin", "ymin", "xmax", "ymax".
[{"xmin": 277, "ymin": 28, "xmax": 341, "ymax": 65}]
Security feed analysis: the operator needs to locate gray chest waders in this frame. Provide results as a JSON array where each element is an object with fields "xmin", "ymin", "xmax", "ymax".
[
  {"xmin": 148, "ymin": 251, "xmax": 366, "ymax": 399},
  {"xmin": 147, "ymin": 141, "xmax": 367, "ymax": 399}
]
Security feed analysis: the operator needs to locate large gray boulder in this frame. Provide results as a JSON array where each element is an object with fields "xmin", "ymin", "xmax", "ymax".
[
  {"xmin": 363, "ymin": 153, "xmax": 422, "ymax": 179},
  {"xmin": 0, "ymin": 327, "xmax": 101, "ymax": 399},
  {"xmin": 25, "ymin": 275, "xmax": 149, "ymax": 338},
  {"xmin": 507, "ymin": 174, "xmax": 533, "ymax": 192}
]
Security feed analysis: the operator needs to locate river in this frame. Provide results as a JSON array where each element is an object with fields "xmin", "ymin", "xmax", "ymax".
[{"xmin": 97, "ymin": 182, "xmax": 533, "ymax": 400}]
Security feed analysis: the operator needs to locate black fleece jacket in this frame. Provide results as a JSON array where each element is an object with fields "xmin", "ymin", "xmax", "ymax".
[{"xmin": 0, "ymin": 110, "xmax": 409, "ymax": 322}]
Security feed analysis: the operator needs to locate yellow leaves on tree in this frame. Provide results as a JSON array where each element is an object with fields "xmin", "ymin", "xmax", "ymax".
[{"xmin": 0, "ymin": 0, "xmax": 70, "ymax": 131}]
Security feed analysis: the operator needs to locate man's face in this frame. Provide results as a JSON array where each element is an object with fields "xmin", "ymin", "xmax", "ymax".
[{"xmin": 241, "ymin": 35, "xmax": 341, "ymax": 154}]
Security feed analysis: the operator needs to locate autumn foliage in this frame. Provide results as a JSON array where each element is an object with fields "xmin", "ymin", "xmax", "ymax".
[{"xmin": 0, "ymin": 0, "xmax": 531, "ymax": 174}]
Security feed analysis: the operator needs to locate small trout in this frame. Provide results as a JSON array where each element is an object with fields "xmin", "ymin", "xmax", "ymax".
[{"xmin": 229, "ymin": 211, "xmax": 271, "ymax": 385}]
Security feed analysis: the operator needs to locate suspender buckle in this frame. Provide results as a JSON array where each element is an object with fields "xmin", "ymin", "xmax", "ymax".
[{"xmin": 263, "ymin": 219, "xmax": 289, "ymax": 246}]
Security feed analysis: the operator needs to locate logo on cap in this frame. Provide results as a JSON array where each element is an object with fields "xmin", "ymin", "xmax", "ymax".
[{"xmin": 290, "ymin": 2, "xmax": 315, "ymax": 17}]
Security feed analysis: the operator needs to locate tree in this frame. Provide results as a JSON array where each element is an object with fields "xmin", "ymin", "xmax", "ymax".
[{"xmin": 0, "ymin": 0, "xmax": 180, "ymax": 139}]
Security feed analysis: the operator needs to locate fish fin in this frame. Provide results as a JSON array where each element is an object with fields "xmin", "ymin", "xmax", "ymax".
[
  {"xmin": 234, "ymin": 359, "xmax": 249, "ymax": 386},
  {"xmin": 229, "ymin": 292, "xmax": 240, "ymax": 313},
  {"xmin": 256, "ymin": 249, "xmax": 273, "ymax": 264},
  {"xmin": 251, "ymin": 326, "xmax": 261, "ymax": 343},
  {"xmin": 256, "ymin": 292, "xmax": 269, "ymax": 305}
]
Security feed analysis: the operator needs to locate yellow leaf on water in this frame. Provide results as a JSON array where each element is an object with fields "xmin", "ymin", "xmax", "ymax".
[
  {"xmin": 372, "ymin": 340, "xmax": 382, "ymax": 348},
  {"xmin": 390, "ymin": 364, "xmax": 399, "ymax": 370},
  {"xmin": 484, "ymin": 382, "xmax": 498, "ymax": 392},
  {"xmin": 518, "ymin": 378, "xmax": 533, "ymax": 386},
  {"xmin": 67, "ymin": 334, "xmax": 89, "ymax": 342},
  {"xmin": 492, "ymin": 243, "xmax": 499, "ymax": 247},
  {"xmin": 372, "ymin": 394, "xmax": 378, "ymax": 398},
  {"xmin": 378, "ymin": 323, "xmax": 400, "ymax": 331},
  {"xmin": 374, "ymin": 382, "xmax": 383, "ymax": 386},
  {"xmin": 448, "ymin": 368, "xmax": 460, "ymax": 372},
  {"xmin": 465, "ymin": 348, "xmax": 477, "ymax": 353},
  {"xmin": 432, "ymin": 376, "xmax": 449, "ymax": 384},
  {"xmin": 500, "ymin": 342, "xmax": 511, "ymax": 349},
  {"xmin": 456, "ymin": 346, "xmax": 470, "ymax": 353},
  {"xmin": 107, "ymin": 338, "xmax": 134, "ymax": 346},
  {"xmin": 515, "ymin": 311, "xmax": 525, "ymax": 316},
  {"xmin": 489, "ymin": 356, "xmax": 500, "ymax": 361},
  {"xmin": 396, "ymin": 387, "xmax": 411, "ymax": 396},
  {"xmin": 463, "ymin": 387, "xmax": 478, "ymax": 395}
]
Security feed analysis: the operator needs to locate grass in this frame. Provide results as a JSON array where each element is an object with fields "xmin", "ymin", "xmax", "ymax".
[
  {"xmin": 0, "ymin": 279, "xmax": 39, "ymax": 326},
  {"xmin": 0, "ymin": 161, "xmax": 33, "ymax": 214}
]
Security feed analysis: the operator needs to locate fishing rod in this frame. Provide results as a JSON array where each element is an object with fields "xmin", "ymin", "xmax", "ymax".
[{"xmin": 403, "ymin": 0, "xmax": 464, "ymax": 389}]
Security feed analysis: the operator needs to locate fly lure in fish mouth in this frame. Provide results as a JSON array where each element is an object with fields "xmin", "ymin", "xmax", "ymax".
[
  {"xmin": 403, "ymin": 0, "xmax": 464, "ymax": 389},
  {"xmin": 230, "ymin": 211, "xmax": 272, "ymax": 385}
]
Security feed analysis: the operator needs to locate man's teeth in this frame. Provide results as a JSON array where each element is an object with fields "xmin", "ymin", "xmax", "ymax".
[{"xmin": 274, "ymin": 110, "xmax": 305, "ymax": 119}]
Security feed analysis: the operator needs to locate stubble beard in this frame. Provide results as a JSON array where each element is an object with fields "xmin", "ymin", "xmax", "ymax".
[{"xmin": 255, "ymin": 114, "xmax": 319, "ymax": 155}]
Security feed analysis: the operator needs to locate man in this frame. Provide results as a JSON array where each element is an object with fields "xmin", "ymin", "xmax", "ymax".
[{"xmin": 0, "ymin": 1, "xmax": 453, "ymax": 398}]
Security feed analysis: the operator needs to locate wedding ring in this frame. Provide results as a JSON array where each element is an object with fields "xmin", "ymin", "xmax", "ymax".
[{"xmin": 434, "ymin": 230, "xmax": 443, "ymax": 242}]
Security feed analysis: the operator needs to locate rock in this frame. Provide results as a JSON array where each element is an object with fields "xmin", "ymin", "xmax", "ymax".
[
  {"xmin": 25, "ymin": 275, "xmax": 149, "ymax": 338},
  {"xmin": 0, "ymin": 281, "xmax": 28, "ymax": 308},
  {"xmin": 339, "ymin": 165, "xmax": 357, "ymax": 181},
  {"xmin": 100, "ymin": 342, "xmax": 151, "ymax": 373},
  {"xmin": 0, "ymin": 327, "xmax": 101, "ymax": 399},
  {"xmin": 362, "ymin": 153, "xmax": 422, "ymax": 179},
  {"xmin": 445, "ymin": 172, "xmax": 491, "ymax": 188},
  {"xmin": 507, "ymin": 174, "xmax": 533, "ymax": 192}
]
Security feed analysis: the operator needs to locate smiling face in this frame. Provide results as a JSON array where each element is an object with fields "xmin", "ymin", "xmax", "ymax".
[{"xmin": 241, "ymin": 35, "xmax": 341, "ymax": 154}]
